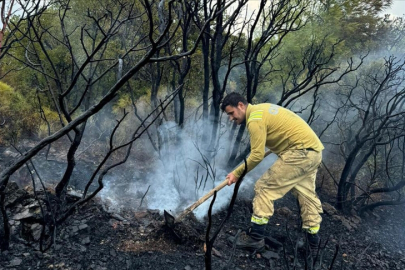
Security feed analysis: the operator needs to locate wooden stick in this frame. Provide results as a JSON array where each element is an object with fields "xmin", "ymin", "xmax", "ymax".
[
  {"xmin": 176, "ymin": 179, "xmax": 229, "ymax": 222},
  {"xmin": 175, "ymin": 150, "xmax": 272, "ymax": 222}
]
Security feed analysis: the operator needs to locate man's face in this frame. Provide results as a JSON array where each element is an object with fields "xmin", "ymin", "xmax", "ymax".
[{"xmin": 224, "ymin": 102, "xmax": 246, "ymax": 125}]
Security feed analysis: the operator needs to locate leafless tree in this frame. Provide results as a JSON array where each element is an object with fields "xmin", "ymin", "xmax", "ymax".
[
  {"xmin": 0, "ymin": 0, "xmax": 50, "ymax": 78},
  {"xmin": 226, "ymin": 1, "xmax": 364, "ymax": 168},
  {"xmin": 169, "ymin": 0, "xmax": 194, "ymax": 127},
  {"xmin": 0, "ymin": 0, "xmax": 232, "ymax": 251},
  {"xmin": 190, "ymin": 0, "xmax": 248, "ymax": 146},
  {"xmin": 0, "ymin": 0, "xmax": 16, "ymax": 54},
  {"xmin": 356, "ymin": 135, "xmax": 405, "ymax": 214},
  {"xmin": 207, "ymin": 0, "xmax": 248, "ymax": 152},
  {"xmin": 227, "ymin": 0, "xmax": 309, "ymax": 167},
  {"xmin": 320, "ymin": 56, "xmax": 405, "ymax": 211}
]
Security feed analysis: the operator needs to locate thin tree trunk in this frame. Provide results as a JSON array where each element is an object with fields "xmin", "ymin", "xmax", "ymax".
[
  {"xmin": 231, "ymin": 144, "xmax": 250, "ymax": 171},
  {"xmin": 227, "ymin": 124, "xmax": 246, "ymax": 167},
  {"xmin": 0, "ymin": 192, "xmax": 10, "ymax": 251},
  {"xmin": 55, "ymin": 124, "xmax": 86, "ymax": 197},
  {"xmin": 337, "ymin": 143, "xmax": 366, "ymax": 210},
  {"xmin": 202, "ymin": 37, "xmax": 210, "ymax": 143}
]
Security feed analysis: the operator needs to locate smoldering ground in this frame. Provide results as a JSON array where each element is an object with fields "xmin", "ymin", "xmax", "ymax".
[
  {"xmin": 95, "ymin": 107, "xmax": 278, "ymax": 220},
  {"xmin": 2, "ymin": 93, "xmax": 277, "ymax": 221}
]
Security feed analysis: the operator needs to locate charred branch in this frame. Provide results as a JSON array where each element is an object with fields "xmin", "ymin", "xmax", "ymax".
[
  {"xmin": 209, "ymin": 0, "xmax": 248, "ymax": 151},
  {"xmin": 0, "ymin": 0, "xmax": 229, "ymax": 250},
  {"xmin": 359, "ymin": 198, "xmax": 405, "ymax": 215},
  {"xmin": 245, "ymin": 0, "xmax": 307, "ymax": 103},
  {"xmin": 279, "ymin": 41, "xmax": 365, "ymax": 108},
  {"xmin": 336, "ymin": 56, "xmax": 405, "ymax": 210},
  {"xmin": 356, "ymin": 180, "xmax": 405, "ymax": 204},
  {"xmin": 205, "ymin": 159, "xmax": 247, "ymax": 270},
  {"xmin": 0, "ymin": 0, "xmax": 49, "ymax": 58},
  {"xmin": 0, "ymin": 192, "xmax": 9, "ymax": 251},
  {"xmin": 58, "ymin": 88, "xmax": 180, "ymax": 224}
]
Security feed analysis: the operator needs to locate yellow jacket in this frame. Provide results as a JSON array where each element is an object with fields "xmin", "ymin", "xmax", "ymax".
[{"xmin": 233, "ymin": 103, "xmax": 324, "ymax": 178}]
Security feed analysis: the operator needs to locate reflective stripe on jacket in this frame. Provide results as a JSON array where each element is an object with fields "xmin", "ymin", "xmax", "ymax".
[{"xmin": 232, "ymin": 103, "xmax": 324, "ymax": 178}]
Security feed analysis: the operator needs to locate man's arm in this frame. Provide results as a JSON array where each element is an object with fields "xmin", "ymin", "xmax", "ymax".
[{"xmin": 230, "ymin": 120, "xmax": 267, "ymax": 182}]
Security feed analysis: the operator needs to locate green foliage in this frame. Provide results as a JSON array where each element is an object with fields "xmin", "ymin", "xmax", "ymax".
[
  {"xmin": 0, "ymin": 0, "xmax": 402, "ymax": 142},
  {"xmin": 112, "ymin": 93, "xmax": 133, "ymax": 114},
  {"xmin": 0, "ymin": 82, "xmax": 40, "ymax": 144},
  {"xmin": 36, "ymin": 107, "xmax": 62, "ymax": 138},
  {"xmin": 314, "ymin": 0, "xmax": 392, "ymax": 53},
  {"xmin": 252, "ymin": 0, "xmax": 398, "ymax": 103}
]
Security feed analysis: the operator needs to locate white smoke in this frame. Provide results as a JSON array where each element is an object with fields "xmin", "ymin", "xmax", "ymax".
[
  {"xmin": 97, "ymin": 115, "xmax": 277, "ymax": 220},
  {"xmin": 143, "ymin": 118, "xmax": 278, "ymax": 220}
]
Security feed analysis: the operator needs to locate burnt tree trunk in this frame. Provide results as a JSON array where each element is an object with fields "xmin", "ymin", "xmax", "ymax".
[
  {"xmin": 227, "ymin": 124, "xmax": 246, "ymax": 168},
  {"xmin": 208, "ymin": 0, "xmax": 224, "ymax": 152},
  {"xmin": 0, "ymin": 192, "xmax": 9, "ymax": 251},
  {"xmin": 55, "ymin": 124, "xmax": 86, "ymax": 197},
  {"xmin": 336, "ymin": 143, "xmax": 365, "ymax": 210},
  {"xmin": 202, "ymin": 36, "xmax": 210, "ymax": 142}
]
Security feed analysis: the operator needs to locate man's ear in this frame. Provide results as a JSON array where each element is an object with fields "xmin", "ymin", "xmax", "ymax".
[{"xmin": 237, "ymin": 101, "xmax": 245, "ymax": 110}]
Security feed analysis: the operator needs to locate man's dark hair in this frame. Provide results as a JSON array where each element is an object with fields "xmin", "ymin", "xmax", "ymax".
[{"xmin": 221, "ymin": 92, "xmax": 248, "ymax": 111}]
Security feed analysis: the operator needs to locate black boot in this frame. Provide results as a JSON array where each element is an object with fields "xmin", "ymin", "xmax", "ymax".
[
  {"xmin": 234, "ymin": 223, "xmax": 265, "ymax": 251},
  {"xmin": 306, "ymin": 232, "xmax": 320, "ymax": 257}
]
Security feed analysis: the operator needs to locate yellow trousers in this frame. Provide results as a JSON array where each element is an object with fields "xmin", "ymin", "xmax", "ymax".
[{"xmin": 252, "ymin": 149, "xmax": 323, "ymax": 229}]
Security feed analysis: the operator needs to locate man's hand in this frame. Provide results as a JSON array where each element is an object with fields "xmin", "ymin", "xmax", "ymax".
[{"xmin": 226, "ymin": 172, "xmax": 239, "ymax": 186}]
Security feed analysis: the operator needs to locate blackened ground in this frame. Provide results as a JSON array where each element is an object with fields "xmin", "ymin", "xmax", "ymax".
[{"xmin": 1, "ymin": 191, "xmax": 405, "ymax": 270}]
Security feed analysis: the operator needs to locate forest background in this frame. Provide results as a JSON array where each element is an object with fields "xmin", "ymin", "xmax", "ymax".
[{"xmin": 0, "ymin": 0, "xmax": 404, "ymax": 253}]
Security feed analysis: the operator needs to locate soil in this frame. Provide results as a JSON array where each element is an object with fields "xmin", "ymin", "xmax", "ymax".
[
  {"xmin": 1, "ymin": 144, "xmax": 405, "ymax": 270},
  {"xmin": 0, "ymin": 188, "xmax": 404, "ymax": 270}
]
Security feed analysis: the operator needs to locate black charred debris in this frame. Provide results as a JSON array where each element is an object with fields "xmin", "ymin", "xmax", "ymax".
[{"xmin": 0, "ymin": 182, "xmax": 404, "ymax": 270}]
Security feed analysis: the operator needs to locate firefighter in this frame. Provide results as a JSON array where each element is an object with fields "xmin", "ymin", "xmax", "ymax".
[{"xmin": 221, "ymin": 92, "xmax": 324, "ymax": 252}]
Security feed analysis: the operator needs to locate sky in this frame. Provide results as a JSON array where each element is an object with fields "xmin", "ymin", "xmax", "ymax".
[{"xmin": 386, "ymin": 0, "xmax": 405, "ymax": 17}]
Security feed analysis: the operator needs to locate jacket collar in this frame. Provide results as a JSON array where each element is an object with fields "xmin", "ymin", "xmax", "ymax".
[{"xmin": 245, "ymin": 103, "xmax": 253, "ymax": 123}]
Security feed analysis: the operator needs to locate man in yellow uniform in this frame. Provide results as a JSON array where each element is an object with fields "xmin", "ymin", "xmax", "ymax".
[{"xmin": 221, "ymin": 93, "xmax": 324, "ymax": 252}]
